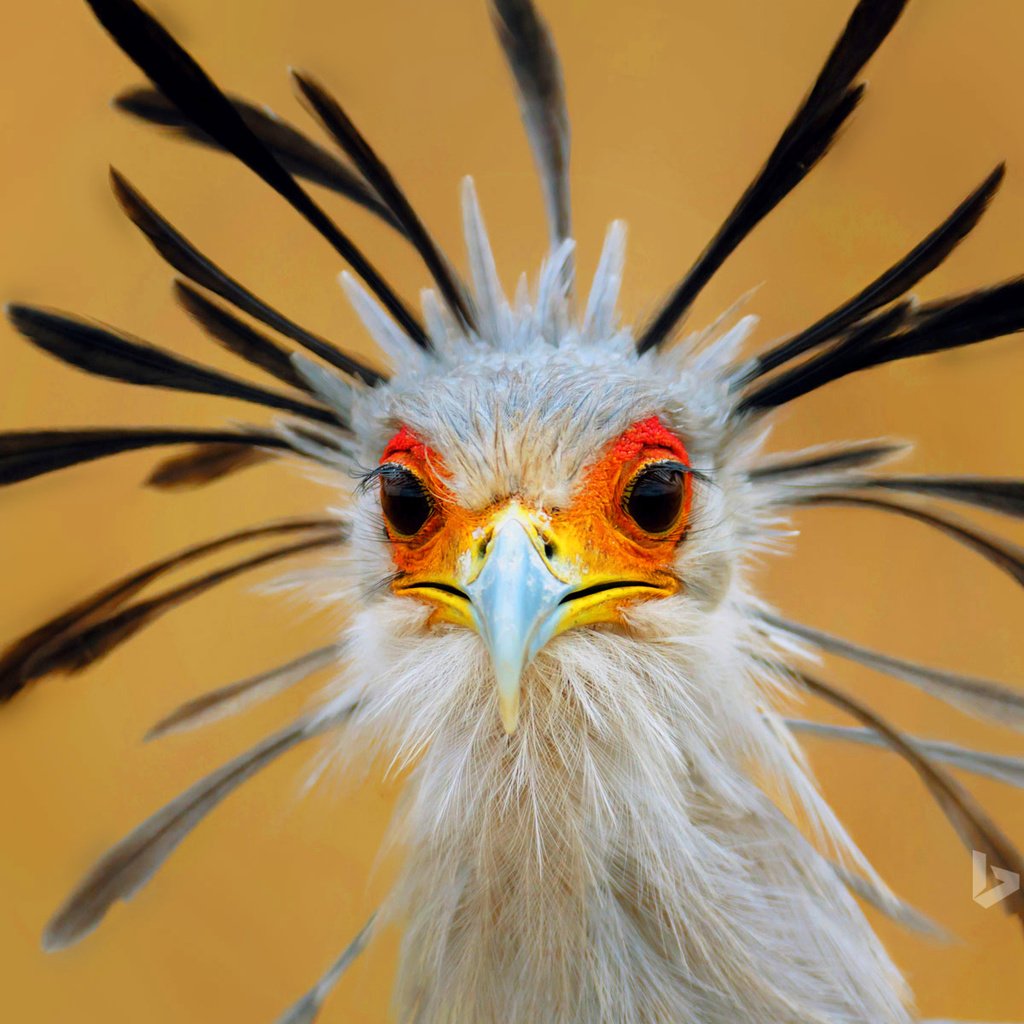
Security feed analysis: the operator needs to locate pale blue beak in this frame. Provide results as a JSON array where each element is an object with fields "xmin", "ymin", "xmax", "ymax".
[{"xmin": 465, "ymin": 515, "xmax": 574, "ymax": 733}]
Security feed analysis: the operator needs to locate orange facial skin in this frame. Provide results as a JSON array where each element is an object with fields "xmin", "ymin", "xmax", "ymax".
[{"xmin": 378, "ymin": 416, "xmax": 693, "ymax": 632}]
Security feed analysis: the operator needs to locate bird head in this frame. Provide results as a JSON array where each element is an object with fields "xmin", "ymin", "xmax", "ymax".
[{"xmin": 335, "ymin": 236, "xmax": 741, "ymax": 741}]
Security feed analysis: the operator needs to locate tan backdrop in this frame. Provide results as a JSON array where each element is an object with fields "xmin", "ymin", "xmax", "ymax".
[{"xmin": 1, "ymin": 0, "xmax": 1022, "ymax": 1020}]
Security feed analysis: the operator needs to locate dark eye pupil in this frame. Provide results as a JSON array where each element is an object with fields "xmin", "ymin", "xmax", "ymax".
[
  {"xmin": 380, "ymin": 466, "xmax": 432, "ymax": 536},
  {"xmin": 625, "ymin": 464, "xmax": 685, "ymax": 533}
]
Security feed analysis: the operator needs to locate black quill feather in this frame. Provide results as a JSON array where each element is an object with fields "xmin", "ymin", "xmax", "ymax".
[
  {"xmin": 748, "ymin": 441, "xmax": 907, "ymax": 480},
  {"xmin": 15, "ymin": 534, "xmax": 340, "ymax": 686},
  {"xmin": 146, "ymin": 443, "xmax": 275, "ymax": 490},
  {"xmin": 110, "ymin": 170, "xmax": 383, "ymax": 385},
  {"xmin": 637, "ymin": 0, "xmax": 907, "ymax": 353},
  {"xmin": 741, "ymin": 279, "xmax": 1024, "ymax": 410},
  {"xmin": 0, "ymin": 427, "xmax": 288, "ymax": 488},
  {"xmin": 7, "ymin": 305, "xmax": 337, "ymax": 425},
  {"xmin": 172, "ymin": 281, "xmax": 316, "ymax": 396},
  {"xmin": 114, "ymin": 86, "xmax": 401, "ymax": 230},
  {"xmin": 0, "ymin": 518, "xmax": 335, "ymax": 701},
  {"xmin": 864, "ymin": 476, "xmax": 1024, "ymax": 517},
  {"xmin": 742, "ymin": 164, "xmax": 1006, "ymax": 382},
  {"xmin": 291, "ymin": 70, "xmax": 476, "ymax": 332},
  {"xmin": 83, "ymin": 0, "xmax": 429, "ymax": 347},
  {"xmin": 489, "ymin": 0, "xmax": 571, "ymax": 249}
]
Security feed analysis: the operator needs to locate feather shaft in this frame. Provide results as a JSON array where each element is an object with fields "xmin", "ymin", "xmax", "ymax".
[
  {"xmin": 792, "ymin": 493, "xmax": 1024, "ymax": 588},
  {"xmin": 273, "ymin": 915, "xmax": 376, "ymax": 1024},
  {"xmin": 788, "ymin": 720, "xmax": 1024, "ymax": 789}
]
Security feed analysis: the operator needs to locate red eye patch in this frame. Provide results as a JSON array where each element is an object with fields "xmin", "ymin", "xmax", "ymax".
[
  {"xmin": 381, "ymin": 425, "xmax": 434, "ymax": 464},
  {"xmin": 610, "ymin": 416, "xmax": 691, "ymax": 467}
]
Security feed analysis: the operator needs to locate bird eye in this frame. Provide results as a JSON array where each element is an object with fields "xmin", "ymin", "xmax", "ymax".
[
  {"xmin": 623, "ymin": 462, "xmax": 688, "ymax": 534},
  {"xmin": 379, "ymin": 465, "xmax": 433, "ymax": 536}
]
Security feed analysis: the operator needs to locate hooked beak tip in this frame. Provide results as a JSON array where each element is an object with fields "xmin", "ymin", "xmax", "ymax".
[
  {"xmin": 498, "ymin": 690, "xmax": 521, "ymax": 735},
  {"xmin": 494, "ymin": 655, "xmax": 525, "ymax": 734}
]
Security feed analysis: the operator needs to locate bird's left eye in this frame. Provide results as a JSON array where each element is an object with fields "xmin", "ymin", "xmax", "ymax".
[
  {"xmin": 623, "ymin": 462, "xmax": 688, "ymax": 534},
  {"xmin": 380, "ymin": 465, "xmax": 433, "ymax": 537}
]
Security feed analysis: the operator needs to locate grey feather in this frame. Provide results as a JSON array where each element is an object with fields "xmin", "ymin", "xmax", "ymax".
[
  {"xmin": 763, "ymin": 612, "xmax": 1024, "ymax": 729},
  {"xmin": 789, "ymin": 719, "xmax": 1024, "ymax": 789},
  {"xmin": 43, "ymin": 702, "xmax": 355, "ymax": 951},
  {"xmin": 828, "ymin": 859, "xmax": 948, "ymax": 938},
  {"xmin": 273, "ymin": 915, "xmax": 376, "ymax": 1024},
  {"xmin": 145, "ymin": 646, "xmax": 337, "ymax": 740},
  {"xmin": 791, "ymin": 492, "xmax": 1024, "ymax": 588},
  {"xmin": 292, "ymin": 355, "xmax": 357, "ymax": 421}
]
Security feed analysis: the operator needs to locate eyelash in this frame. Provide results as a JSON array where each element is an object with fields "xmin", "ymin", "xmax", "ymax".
[{"xmin": 620, "ymin": 460, "xmax": 690, "ymax": 500}]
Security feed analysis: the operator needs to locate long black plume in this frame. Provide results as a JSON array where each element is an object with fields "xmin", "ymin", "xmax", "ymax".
[
  {"xmin": 173, "ymin": 281, "xmax": 316, "ymax": 396},
  {"xmin": 863, "ymin": 475, "xmax": 1024, "ymax": 517},
  {"xmin": 0, "ymin": 517, "xmax": 336, "ymax": 701},
  {"xmin": 489, "ymin": 0, "xmax": 572, "ymax": 251},
  {"xmin": 114, "ymin": 86, "xmax": 402, "ymax": 230},
  {"xmin": 740, "ymin": 279, "xmax": 1024, "ymax": 410},
  {"xmin": 83, "ymin": 0, "xmax": 429, "ymax": 348},
  {"xmin": 636, "ymin": 0, "xmax": 907, "ymax": 354},
  {"xmin": 146, "ymin": 442, "xmax": 275, "ymax": 490},
  {"xmin": 739, "ymin": 301, "xmax": 912, "ymax": 411},
  {"xmin": 748, "ymin": 441, "xmax": 907, "ymax": 480},
  {"xmin": 14, "ymin": 533, "xmax": 341, "ymax": 687},
  {"xmin": 0, "ymin": 427, "xmax": 289, "ymax": 488},
  {"xmin": 7, "ymin": 305, "xmax": 337, "ymax": 426},
  {"xmin": 794, "ymin": 492, "xmax": 1024, "ymax": 588},
  {"xmin": 110, "ymin": 170, "xmax": 383, "ymax": 385},
  {"xmin": 740, "ymin": 164, "xmax": 1006, "ymax": 382},
  {"xmin": 292, "ymin": 70, "xmax": 476, "ymax": 332}
]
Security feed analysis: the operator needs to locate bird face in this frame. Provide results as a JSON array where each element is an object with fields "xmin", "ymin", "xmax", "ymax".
[{"xmin": 375, "ymin": 415, "xmax": 694, "ymax": 732}]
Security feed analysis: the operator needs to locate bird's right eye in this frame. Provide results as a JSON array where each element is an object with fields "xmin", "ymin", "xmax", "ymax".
[
  {"xmin": 379, "ymin": 464, "xmax": 433, "ymax": 537},
  {"xmin": 622, "ymin": 461, "xmax": 688, "ymax": 535}
]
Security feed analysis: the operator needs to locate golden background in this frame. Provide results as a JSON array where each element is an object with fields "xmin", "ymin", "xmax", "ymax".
[{"xmin": 1, "ymin": 0, "xmax": 1022, "ymax": 1019}]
